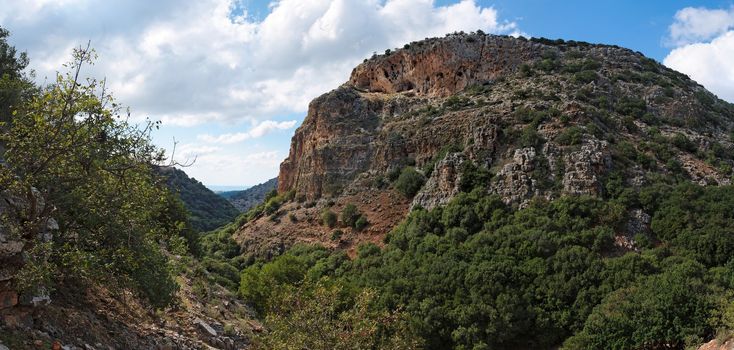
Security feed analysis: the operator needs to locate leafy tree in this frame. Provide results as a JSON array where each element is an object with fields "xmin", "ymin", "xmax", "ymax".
[
  {"xmin": 340, "ymin": 203, "xmax": 361, "ymax": 228},
  {"xmin": 565, "ymin": 260, "xmax": 712, "ymax": 349},
  {"xmin": 394, "ymin": 167, "xmax": 425, "ymax": 198},
  {"xmin": 0, "ymin": 43, "xmax": 182, "ymax": 307},
  {"xmin": 257, "ymin": 279, "xmax": 422, "ymax": 350}
]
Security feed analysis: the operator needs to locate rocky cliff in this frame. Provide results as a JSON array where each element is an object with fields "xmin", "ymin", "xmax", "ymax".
[{"xmin": 237, "ymin": 32, "xmax": 734, "ymax": 255}]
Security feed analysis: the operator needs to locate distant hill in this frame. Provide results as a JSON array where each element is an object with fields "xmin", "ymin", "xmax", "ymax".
[
  {"xmin": 155, "ymin": 166, "xmax": 240, "ymax": 231},
  {"xmin": 218, "ymin": 178, "xmax": 277, "ymax": 212}
]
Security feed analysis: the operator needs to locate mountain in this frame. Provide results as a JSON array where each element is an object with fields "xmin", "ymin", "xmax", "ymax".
[
  {"xmin": 216, "ymin": 33, "xmax": 734, "ymax": 348},
  {"xmin": 217, "ymin": 178, "xmax": 278, "ymax": 212},
  {"xmin": 235, "ymin": 33, "xmax": 734, "ymax": 255},
  {"xmin": 156, "ymin": 166, "xmax": 240, "ymax": 232}
]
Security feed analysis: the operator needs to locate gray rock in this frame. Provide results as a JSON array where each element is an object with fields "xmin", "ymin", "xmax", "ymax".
[
  {"xmin": 0, "ymin": 343, "xmax": 9, "ymax": 350},
  {"xmin": 412, "ymin": 152, "xmax": 465, "ymax": 210},
  {"xmin": 193, "ymin": 318, "xmax": 217, "ymax": 337},
  {"xmin": 491, "ymin": 147, "xmax": 539, "ymax": 207},
  {"xmin": 562, "ymin": 139, "xmax": 611, "ymax": 196}
]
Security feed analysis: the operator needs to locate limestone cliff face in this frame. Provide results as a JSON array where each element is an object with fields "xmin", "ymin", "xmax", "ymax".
[
  {"xmin": 279, "ymin": 33, "xmax": 732, "ymax": 205},
  {"xmin": 239, "ymin": 32, "xmax": 734, "ymax": 254},
  {"xmin": 348, "ymin": 35, "xmax": 540, "ymax": 97}
]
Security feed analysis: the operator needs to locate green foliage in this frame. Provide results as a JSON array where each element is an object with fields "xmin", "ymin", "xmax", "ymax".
[
  {"xmin": 615, "ymin": 96, "xmax": 647, "ymax": 118},
  {"xmin": 393, "ymin": 167, "xmax": 426, "ymax": 198},
  {"xmin": 651, "ymin": 183, "xmax": 734, "ymax": 267},
  {"xmin": 257, "ymin": 279, "xmax": 422, "ymax": 350},
  {"xmin": 330, "ymin": 229, "xmax": 343, "ymax": 241},
  {"xmin": 354, "ymin": 216, "xmax": 369, "ymax": 231},
  {"xmin": 572, "ymin": 70, "xmax": 598, "ymax": 84},
  {"xmin": 0, "ymin": 26, "xmax": 34, "ymax": 127},
  {"xmin": 321, "ymin": 209, "xmax": 338, "ymax": 228},
  {"xmin": 670, "ymin": 132, "xmax": 697, "ymax": 153},
  {"xmin": 565, "ymin": 261, "xmax": 711, "ymax": 349},
  {"xmin": 246, "ymin": 177, "xmax": 734, "ymax": 349},
  {"xmin": 0, "ymin": 44, "xmax": 180, "ymax": 308},
  {"xmin": 340, "ymin": 203, "xmax": 361, "ymax": 228},
  {"xmin": 556, "ymin": 126, "xmax": 584, "ymax": 145},
  {"xmin": 158, "ymin": 166, "xmax": 239, "ymax": 232},
  {"xmin": 519, "ymin": 124, "xmax": 543, "ymax": 147},
  {"xmin": 458, "ymin": 161, "xmax": 492, "ymax": 192}
]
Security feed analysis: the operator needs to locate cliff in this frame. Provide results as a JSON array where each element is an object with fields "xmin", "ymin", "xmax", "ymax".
[{"xmin": 236, "ymin": 32, "xmax": 734, "ymax": 255}]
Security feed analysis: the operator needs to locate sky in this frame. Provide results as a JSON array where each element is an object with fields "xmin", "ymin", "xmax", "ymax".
[{"xmin": 1, "ymin": 0, "xmax": 734, "ymax": 189}]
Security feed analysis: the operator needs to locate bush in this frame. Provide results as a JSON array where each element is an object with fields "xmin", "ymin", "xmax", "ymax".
[
  {"xmin": 615, "ymin": 96, "xmax": 647, "ymax": 118},
  {"xmin": 321, "ymin": 209, "xmax": 337, "ymax": 228},
  {"xmin": 519, "ymin": 124, "xmax": 543, "ymax": 147},
  {"xmin": 341, "ymin": 204, "xmax": 361, "ymax": 227},
  {"xmin": 355, "ymin": 216, "xmax": 369, "ymax": 231},
  {"xmin": 572, "ymin": 70, "xmax": 598, "ymax": 84},
  {"xmin": 556, "ymin": 126, "xmax": 584, "ymax": 145},
  {"xmin": 671, "ymin": 133, "xmax": 697, "ymax": 153},
  {"xmin": 330, "ymin": 229, "xmax": 343, "ymax": 241},
  {"xmin": 393, "ymin": 167, "xmax": 426, "ymax": 198}
]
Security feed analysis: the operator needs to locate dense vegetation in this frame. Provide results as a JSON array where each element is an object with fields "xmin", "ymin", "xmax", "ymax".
[
  {"xmin": 157, "ymin": 166, "xmax": 240, "ymax": 232},
  {"xmin": 236, "ymin": 173, "xmax": 734, "ymax": 349},
  {"xmin": 0, "ymin": 29, "xmax": 191, "ymax": 308}
]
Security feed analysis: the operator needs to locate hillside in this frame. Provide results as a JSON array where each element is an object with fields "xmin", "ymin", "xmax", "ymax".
[
  {"xmin": 218, "ymin": 178, "xmax": 278, "ymax": 212},
  {"xmin": 156, "ymin": 166, "xmax": 240, "ymax": 232},
  {"xmin": 216, "ymin": 32, "xmax": 734, "ymax": 349},
  {"xmin": 234, "ymin": 32, "xmax": 734, "ymax": 255}
]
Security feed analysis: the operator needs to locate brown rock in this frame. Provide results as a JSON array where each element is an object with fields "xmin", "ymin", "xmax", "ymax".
[{"xmin": 0, "ymin": 290, "xmax": 18, "ymax": 309}]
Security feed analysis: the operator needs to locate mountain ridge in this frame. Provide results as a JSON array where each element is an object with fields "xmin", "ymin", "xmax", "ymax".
[{"xmin": 234, "ymin": 32, "xmax": 734, "ymax": 256}]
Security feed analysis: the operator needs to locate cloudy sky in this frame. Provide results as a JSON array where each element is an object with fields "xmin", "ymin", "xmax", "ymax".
[{"xmin": 1, "ymin": 0, "xmax": 733, "ymax": 189}]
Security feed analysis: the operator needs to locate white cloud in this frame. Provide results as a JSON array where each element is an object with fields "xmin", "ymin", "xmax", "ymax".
[
  {"xmin": 0, "ymin": 0, "xmax": 519, "ymax": 185},
  {"xmin": 664, "ymin": 6, "xmax": 734, "ymax": 103},
  {"xmin": 177, "ymin": 150, "xmax": 284, "ymax": 185},
  {"xmin": 665, "ymin": 31, "xmax": 734, "ymax": 102},
  {"xmin": 667, "ymin": 6, "xmax": 734, "ymax": 46},
  {"xmin": 1, "ymin": 0, "xmax": 518, "ymax": 127},
  {"xmin": 198, "ymin": 120, "xmax": 297, "ymax": 144}
]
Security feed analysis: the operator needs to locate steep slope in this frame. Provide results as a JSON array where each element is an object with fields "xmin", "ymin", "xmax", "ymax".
[
  {"xmin": 234, "ymin": 32, "xmax": 734, "ymax": 256},
  {"xmin": 156, "ymin": 166, "xmax": 240, "ymax": 232},
  {"xmin": 219, "ymin": 178, "xmax": 278, "ymax": 212}
]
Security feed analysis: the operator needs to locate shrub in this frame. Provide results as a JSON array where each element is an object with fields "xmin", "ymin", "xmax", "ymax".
[
  {"xmin": 355, "ymin": 216, "xmax": 369, "ymax": 231},
  {"xmin": 556, "ymin": 126, "xmax": 584, "ymax": 145},
  {"xmin": 615, "ymin": 97, "xmax": 647, "ymax": 118},
  {"xmin": 393, "ymin": 167, "xmax": 426, "ymax": 198},
  {"xmin": 321, "ymin": 210, "xmax": 337, "ymax": 228},
  {"xmin": 670, "ymin": 133, "xmax": 697, "ymax": 153},
  {"xmin": 341, "ymin": 204, "xmax": 361, "ymax": 228},
  {"xmin": 572, "ymin": 70, "xmax": 598, "ymax": 84},
  {"xmin": 330, "ymin": 229, "xmax": 343, "ymax": 241},
  {"xmin": 519, "ymin": 124, "xmax": 543, "ymax": 148}
]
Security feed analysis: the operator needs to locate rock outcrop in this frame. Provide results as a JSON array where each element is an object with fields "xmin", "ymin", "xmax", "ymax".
[{"xmin": 236, "ymin": 32, "xmax": 734, "ymax": 255}]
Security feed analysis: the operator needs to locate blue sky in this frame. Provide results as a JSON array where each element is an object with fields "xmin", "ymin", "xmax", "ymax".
[{"xmin": 1, "ymin": 0, "xmax": 734, "ymax": 189}]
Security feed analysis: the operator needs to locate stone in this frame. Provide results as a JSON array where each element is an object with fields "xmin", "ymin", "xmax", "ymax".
[
  {"xmin": 0, "ymin": 343, "xmax": 9, "ymax": 350},
  {"xmin": 412, "ymin": 152, "xmax": 465, "ymax": 210},
  {"xmin": 193, "ymin": 318, "xmax": 217, "ymax": 337},
  {"xmin": 0, "ymin": 241, "xmax": 23, "ymax": 256},
  {"xmin": 561, "ymin": 140, "xmax": 611, "ymax": 196},
  {"xmin": 0, "ymin": 290, "xmax": 18, "ymax": 309}
]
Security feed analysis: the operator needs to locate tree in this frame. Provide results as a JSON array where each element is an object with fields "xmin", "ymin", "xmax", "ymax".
[
  {"xmin": 256, "ymin": 278, "xmax": 422, "ymax": 350},
  {"xmin": 340, "ymin": 203, "xmax": 360, "ymax": 228},
  {"xmin": 394, "ymin": 167, "xmax": 425, "ymax": 198},
  {"xmin": 0, "ymin": 43, "xmax": 182, "ymax": 307}
]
